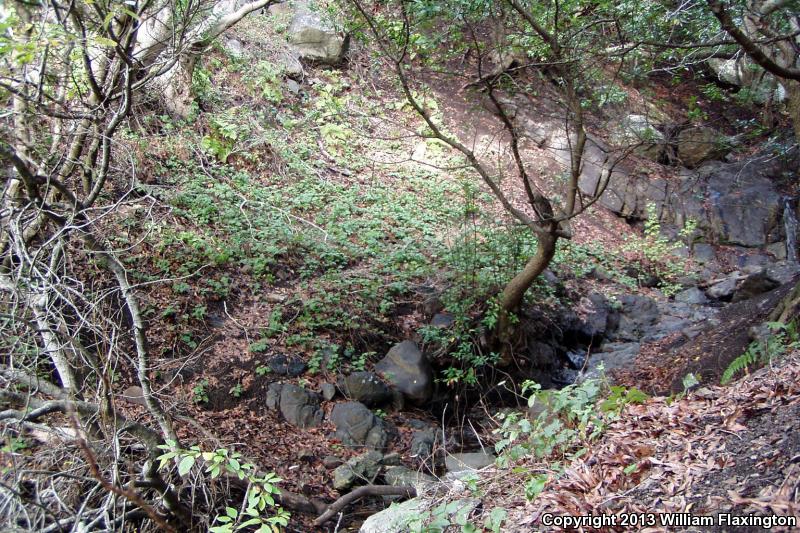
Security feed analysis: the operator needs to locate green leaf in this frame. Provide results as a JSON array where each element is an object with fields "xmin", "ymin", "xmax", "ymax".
[
  {"xmin": 178, "ymin": 455, "xmax": 195, "ymax": 476},
  {"xmin": 225, "ymin": 507, "xmax": 238, "ymax": 519}
]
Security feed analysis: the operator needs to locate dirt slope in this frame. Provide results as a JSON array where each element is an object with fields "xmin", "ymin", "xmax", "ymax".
[{"xmin": 481, "ymin": 353, "xmax": 800, "ymax": 532}]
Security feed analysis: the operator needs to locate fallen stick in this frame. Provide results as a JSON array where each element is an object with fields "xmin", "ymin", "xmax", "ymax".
[{"xmin": 313, "ymin": 485, "xmax": 416, "ymax": 527}]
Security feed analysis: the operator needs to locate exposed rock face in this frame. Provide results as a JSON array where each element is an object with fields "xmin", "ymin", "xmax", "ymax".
[
  {"xmin": 611, "ymin": 114, "xmax": 666, "ymax": 162},
  {"xmin": 374, "ymin": 341, "xmax": 434, "ymax": 405},
  {"xmin": 613, "ymin": 295, "xmax": 659, "ymax": 341},
  {"xmin": 337, "ymin": 372, "xmax": 392, "ymax": 406},
  {"xmin": 274, "ymin": 1, "xmax": 347, "ymax": 64},
  {"xmin": 332, "ymin": 450, "xmax": 383, "ymax": 491},
  {"xmin": 665, "ymin": 160, "xmax": 783, "ymax": 248},
  {"xmin": 675, "ymin": 287, "xmax": 708, "ymax": 305},
  {"xmin": 708, "ymin": 57, "xmax": 786, "ymax": 104},
  {"xmin": 266, "ymin": 383, "xmax": 323, "ymax": 428},
  {"xmin": 330, "ymin": 402, "xmax": 390, "ymax": 450},
  {"xmin": 675, "ymin": 127, "xmax": 730, "ymax": 168},
  {"xmin": 512, "ymin": 95, "xmax": 789, "ymax": 249},
  {"xmin": 574, "ymin": 292, "xmax": 612, "ymax": 340}
]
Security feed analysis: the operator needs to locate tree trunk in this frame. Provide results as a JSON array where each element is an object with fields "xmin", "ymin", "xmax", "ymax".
[
  {"xmin": 786, "ymin": 80, "xmax": 800, "ymax": 146},
  {"xmin": 496, "ymin": 232, "xmax": 558, "ymax": 365}
]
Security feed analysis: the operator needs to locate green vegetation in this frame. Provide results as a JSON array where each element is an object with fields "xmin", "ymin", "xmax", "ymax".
[
  {"xmin": 722, "ymin": 321, "xmax": 800, "ymax": 384},
  {"xmin": 157, "ymin": 443, "xmax": 289, "ymax": 533}
]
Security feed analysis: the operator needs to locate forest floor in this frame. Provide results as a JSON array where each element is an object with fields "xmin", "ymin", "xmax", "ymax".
[{"xmin": 468, "ymin": 352, "xmax": 800, "ymax": 532}]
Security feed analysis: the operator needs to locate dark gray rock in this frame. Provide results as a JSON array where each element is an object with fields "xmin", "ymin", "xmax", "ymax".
[
  {"xmin": 674, "ymin": 287, "xmax": 708, "ymax": 305},
  {"xmin": 337, "ymin": 372, "xmax": 392, "ymax": 406},
  {"xmin": 323, "ymin": 455, "xmax": 343, "ymax": 469},
  {"xmin": 613, "ymin": 295, "xmax": 659, "ymax": 341},
  {"xmin": 767, "ymin": 242, "xmax": 788, "ymax": 261},
  {"xmin": 278, "ymin": 384, "xmax": 323, "ymax": 428},
  {"xmin": 321, "ymin": 383, "xmax": 336, "ymax": 401},
  {"xmin": 706, "ymin": 276, "xmax": 740, "ymax": 300},
  {"xmin": 332, "ymin": 450, "xmax": 383, "ymax": 491},
  {"xmin": 585, "ymin": 342, "xmax": 641, "ymax": 379},
  {"xmin": 330, "ymin": 402, "xmax": 389, "ymax": 450},
  {"xmin": 692, "ymin": 243, "xmax": 716, "ymax": 264},
  {"xmin": 410, "ymin": 428, "xmax": 437, "ymax": 459},
  {"xmin": 374, "ymin": 341, "xmax": 433, "ymax": 405},
  {"xmin": 268, "ymin": 354, "xmax": 306, "ymax": 376},
  {"xmin": 765, "ymin": 262, "xmax": 800, "ymax": 285},
  {"xmin": 445, "ymin": 452, "xmax": 495, "ymax": 473},
  {"xmin": 430, "ymin": 313, "xmax": 455, "ymax": 328},
  {"xmin": 732, "ymin": 272, "xmax": 780, "ymax": 302},
  {"xmin": 575, "ymin": 292, "xmax": 611, "ymax": 339}
]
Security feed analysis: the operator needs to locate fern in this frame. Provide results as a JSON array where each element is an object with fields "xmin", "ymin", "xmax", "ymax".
[
  {"xmin": 721, "ymin": 344, "xmax": 762, "ymax": 384},
  {"xmin": 722, "ymin": 321, "xmax": 799, "ymax": 385}
]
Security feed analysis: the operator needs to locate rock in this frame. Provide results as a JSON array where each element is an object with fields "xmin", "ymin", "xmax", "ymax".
[
  {"xmin": 527, "ymin": 341, "xmax": 557, "ymax": 369},
  {"xmin": 330, "ymin": 402, "xmax": 389, "ymax": 450},
  {"xmin": 285, "ymin": 78, "xmax": 301, "ymax": 94},
  {"xmin": 277, "ymin": 49, "xmax": 304, "ymax": 78},
  {"xmin": 676, "ymin": 127, "xmax": 730, "ymax": 168},
  {"xmin": 323, "ymin": 455, "xmax": 343, "ymax": 469},
  {"xmin": 444, "ymin": 452, "xmax": 495, "ymax": 474},
  {"xmin": 268, "ymin": 354, "xmax": 306, "ymax": 376},
  {"xmin": 285, "ymin": 1, "xmax": 347, "ymax": 63},
  {"xmin": 222, "ymin": 37, "xmax": 245, "ymax": 59},
  {"xmin": 321, "ymin": 383, "xmax": 336, "ymax": 401},
  {"xmin": 612, "ymin": 114, "xmax": 666, "ymax": 162},
  {"xmin": 684, "ymin": 161, "xmax": 783, "ymax": 247},
  {"xmin": 381, "ymin": 452, "xmax": 402, "ymax": 466},
  {"xmin": 574, "ymin": 292, "xmax": 611, "ymax": 340},
  {"xmin": 374, "ymin": 341, "xmax": 433, "ymax": 405},
  {"xmin": 692, "ymin": 243, "xmax": 716, "ymax": 264},
  {"xmin": 430, "ymin": 313, "xmax": 455, "ymax": 328},
  {"xmin": 360, "ymin": 498, "xmax": 478, "ymax": 533},
  {"xmin": 383, "ymin": 465, "xmax": 436, "ymax": 489},
  {"xmin": 613, "ymin": 295, "xmax": 659, "ymax": 341},
  {"xmin": 765, "ymin": 262, "xmax": 800, "ymax": 285},
  {"xmin": 266, "ymin": 382, "xmax": 282, "ymax": 410},
  {"xmin": 767, "ymin": 242, "xmax": 788, "ymax": 261},
  {"xmin": 332, "ymin": 450, "xmax": 383, "ymax": 490},
  {"xmin": 708, "ymin": 57, "xmax": 786, "ymax": 104},
  {"xmin": 121, "ymin": 386, "xmax": 147, "ymax": 406},
  {"xmin": 278, "ymin": 384, "xmax": 323, "ymax": 428},
  {"xmin": 337, "ymin": 372, "xmax": 392, "ymax": 406},
  {"xmin": 674, "ymin": 287, "xmax": 708, "ymax": 305},
  {"xmin": 706, "ymin": 276, "xmax": 740, "ymax": 301},
  {"xmin": 586, "ymin": 342, "xmax": 640, "ymax": 377},
  {"xmin": 410, "ymin": 428, "xmax": 437, "ymax": 459},
  {"xmin": 732, "ymin": 272, "xmax": 779, "ymax": 302}
]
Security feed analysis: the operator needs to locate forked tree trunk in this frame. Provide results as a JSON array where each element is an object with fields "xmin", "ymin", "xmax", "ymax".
[{"xmin": 497, "ymin": 232, "xmax": 558, "ymax": 365}]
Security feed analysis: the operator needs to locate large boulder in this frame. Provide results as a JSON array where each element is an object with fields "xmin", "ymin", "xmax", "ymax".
[
  {"xmin": 330, "ymin": 402, "xmax": 390, "ymax": 450},
  {"xmin": 374, "ymin": 341, "xmax": 434, "ymax": 405},
  {"xmin": 337, "ymin": 372, "xmax": 392, "ymax": 406},
  {"xmin": 276, "ymin": 1, "xmax": 347, "ymax": 63},
  {"xmin": 266, "ymin": 383, "xmax": 323, "ymax": 428},
  {"xmin": 360, "ymin": 498, "xmax": 478, "ymax": 533},
  {"xmin": 675, "ymin": 127, "xmax": 731, "ymax": 168},
  {"xmin": 708, "ymin": 57, "xmax": 786, "ymax": 104},
  {"xmin": 383, "ymin": 465, "xmax": 436, "ymax": 490}
]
